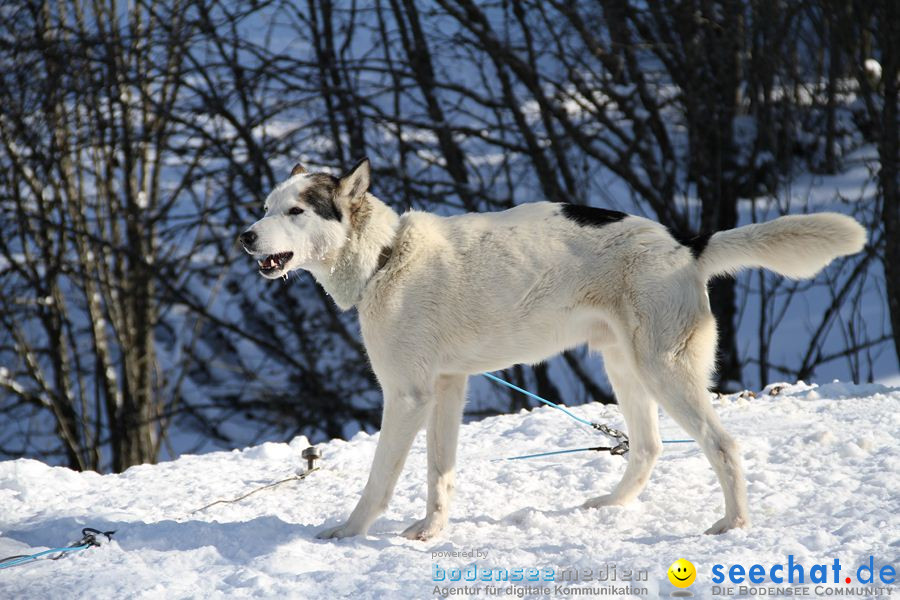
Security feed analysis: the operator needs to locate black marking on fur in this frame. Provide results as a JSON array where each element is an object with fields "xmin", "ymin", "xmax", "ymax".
[
  {"xmin": 302, "ymin": 173, "xmax": 342, "ymax": 221},
  {"xmin": 668, "ymin": 228, "xmax": 713, "ymax": 259},
  {"xmin": 560, "ymin": 203, "xmax": 627, "ymax": 228}
]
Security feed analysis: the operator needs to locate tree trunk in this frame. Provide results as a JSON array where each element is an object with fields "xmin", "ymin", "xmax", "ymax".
[
  {"xmin": 691, "ymin": 1, "xmax": 744, "ymax": 390},
  {"xmin": 824, "ymin": 13, "xmax": 841, "ymax": 174},
  {"xmin": 876, "ymin": 1, "xmax": 900, "ymax": 366}
]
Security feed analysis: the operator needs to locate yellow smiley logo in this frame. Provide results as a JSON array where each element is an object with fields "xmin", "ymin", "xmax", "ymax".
[{"xmin": 667, "ymin": 558, "xmax": 696, "ymax": 588}]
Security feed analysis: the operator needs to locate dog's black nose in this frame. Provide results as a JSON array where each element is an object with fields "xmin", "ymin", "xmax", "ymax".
[{"xmin": 240, "ymin": 230, "xmax": 257, "ymax": 248}]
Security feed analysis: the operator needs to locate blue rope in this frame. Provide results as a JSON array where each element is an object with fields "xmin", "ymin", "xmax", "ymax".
[
  {"xmin": 0, "ymin": 544, "xmax": 91, "ymax": 569},
  {"xmin": 495, "ymin": 442, "xmax": 697, "ymax": 462},
  {"xmin": 491, "ymin": 447, "xmax": 606, "ymax": 462},
  {"xmin": 481, "ymin": 371, "xmax": 695, "ymax": 460},
  {"xmin": 482, "ymin": 372, "xmax": 595, "ymax": 427}
]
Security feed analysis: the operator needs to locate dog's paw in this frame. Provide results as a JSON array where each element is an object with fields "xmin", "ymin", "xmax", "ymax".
[
  {"xmin": 316, "ymin": 522, "xmax": 367, "ymax": 540},
  {"xmin": 401, "ymin": 516, "xmax": 446, "ymax": 541},
  {"xmin": 704, "ymin": 515, "xmax": 750, "ymax": 535},
  {"xmin": 582, "ymin": 494, "xmax": 625, "ymax": 509}
]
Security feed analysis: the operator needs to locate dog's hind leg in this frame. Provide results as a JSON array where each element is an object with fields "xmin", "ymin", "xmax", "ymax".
[
  {"xmin": 638, "ymin": 318, "xmax": 750, "ymax": 534},
  {"xmin": 401, "ymin": 374, "xmax": 468, "ymax": 541},
  {"xmin": 583, "ymin": 347, "xmax": 662, "ymax": 508},
  {"xmin": 317, "ymin": 387, "xmax": 432, "ymax": 539}
]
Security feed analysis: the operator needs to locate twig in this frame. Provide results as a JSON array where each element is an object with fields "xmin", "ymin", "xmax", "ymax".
[{"xmin": 189, "ymin": 468, "xmax": 318, "ymax": 515}]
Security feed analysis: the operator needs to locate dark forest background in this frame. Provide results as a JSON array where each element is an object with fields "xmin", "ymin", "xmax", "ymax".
[{"xmin": 1, "ymin": 0, "xmax": 897, "ymax": 473}]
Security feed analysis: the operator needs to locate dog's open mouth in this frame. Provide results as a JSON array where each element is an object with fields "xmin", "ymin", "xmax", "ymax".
[{"xmin": 257, "ymin": 251, "xmax": 294, "ymax": 274}]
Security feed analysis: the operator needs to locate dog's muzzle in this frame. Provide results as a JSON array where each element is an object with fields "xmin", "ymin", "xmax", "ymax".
[{"xmin": 240, "ymin": 229, "xmax": 294, "ymax": 276}]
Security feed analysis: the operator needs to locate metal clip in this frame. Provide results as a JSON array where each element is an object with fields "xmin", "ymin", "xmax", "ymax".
[
  {"xmin": 593, "ymin": 423, "xmax": 629, "ymax": 456},
  {"xmin": 609, "ymin": 441, "xmax": 630, "ymax": 455},
  {"xmin": 79, "ymin": 528, "xmax": 115, "ymax": 547}
]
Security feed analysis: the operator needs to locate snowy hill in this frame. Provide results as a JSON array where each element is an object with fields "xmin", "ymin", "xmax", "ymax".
[{"xmin": 1, "ymin": 382, "xmax": 898, "ymax": 599}]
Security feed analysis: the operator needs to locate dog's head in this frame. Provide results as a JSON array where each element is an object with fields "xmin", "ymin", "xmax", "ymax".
[{"xmin": 239, "ymin": 158, "xmax": 371, "ymax": 279}]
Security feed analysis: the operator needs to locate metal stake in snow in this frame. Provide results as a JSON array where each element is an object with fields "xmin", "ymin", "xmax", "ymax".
[
  {"xmin": 302, "ymin": 446, "xmax": 322, "ymax": 472},
  {"xmin": 190, "ymin": 449, "xmax": 321, "ymax": 515}
]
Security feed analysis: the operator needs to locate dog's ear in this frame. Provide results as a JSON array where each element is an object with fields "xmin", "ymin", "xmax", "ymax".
[
  {"xmin": 337, "ymin": 157, "xmax": 370, "ymax": 206},
  {"xmin": 291, "ymin": 163, "xmax": 307, "ymax": 177}
]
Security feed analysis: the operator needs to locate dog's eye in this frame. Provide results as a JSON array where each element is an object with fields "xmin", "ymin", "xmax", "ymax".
[{"xmin": 288, "ymin": 207, "xmax": 304, "ymax": 216}]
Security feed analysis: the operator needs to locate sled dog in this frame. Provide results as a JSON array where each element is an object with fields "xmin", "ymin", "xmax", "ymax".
[{"xmin": 240, "ymin": 159, "xmax": 865, "ymax": 540}]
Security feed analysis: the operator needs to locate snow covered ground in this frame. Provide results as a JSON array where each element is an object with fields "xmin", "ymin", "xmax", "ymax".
[{"xmin": 1, "ymin": 381, "xmax": 897, "ymax": 599}]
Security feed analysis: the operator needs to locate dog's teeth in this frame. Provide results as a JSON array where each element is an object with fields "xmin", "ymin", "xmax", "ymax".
[{"xmin": 259, "ymin": 256, "xmax": 279, "ymax": 270}]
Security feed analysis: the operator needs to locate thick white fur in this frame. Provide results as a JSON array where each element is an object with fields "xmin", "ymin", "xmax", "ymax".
[
  {"xmin": 242, "ymin": 161, "xmax": 866, "ymax": 540},
  {"xmin": 699, "ymin": 213, "xmax": 866, "ymax": 280}
]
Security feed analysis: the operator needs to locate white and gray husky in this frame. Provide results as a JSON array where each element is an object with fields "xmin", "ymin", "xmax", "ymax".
[{"xmin": 240, "ymin": 159, "xmax": 865, "ymax": 540}]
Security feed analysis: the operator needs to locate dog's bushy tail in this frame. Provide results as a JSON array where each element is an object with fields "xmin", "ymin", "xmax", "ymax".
[{"xmin": 698, "ymin": 213, "xmax": 866, "ymax": 281}]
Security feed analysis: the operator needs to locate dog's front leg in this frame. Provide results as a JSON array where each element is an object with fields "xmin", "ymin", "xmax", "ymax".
[
  {"xmin": 402, "ymin": 374, "xmax": 467, "ymax": 541},
  {"xmin": 317, "ymin": 390, "xmax": 431, "ymax": 540}
]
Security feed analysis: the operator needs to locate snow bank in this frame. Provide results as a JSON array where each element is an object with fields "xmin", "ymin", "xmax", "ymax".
[{"xmin": 1, "ymin": 382, "xmax": 898, "ymax": 599}]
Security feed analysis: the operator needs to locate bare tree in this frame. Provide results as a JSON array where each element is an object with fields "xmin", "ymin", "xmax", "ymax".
[
  {"xmin": 861, "ymin": 1, "xmax": 900, "ymax": 366},
  {"xmin": 0, "ymin": 0, "xmax": 202, "ymax": 469}
]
